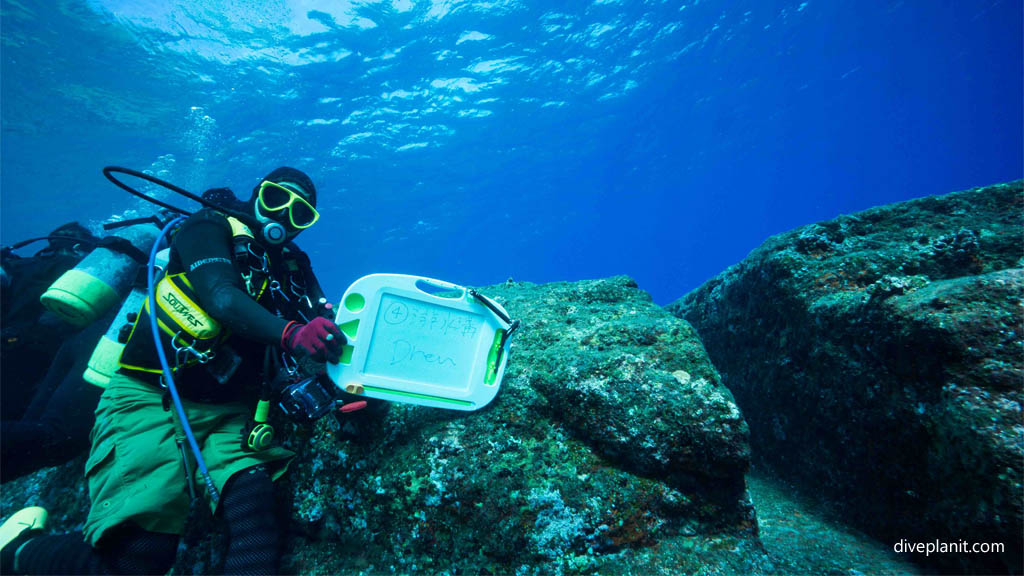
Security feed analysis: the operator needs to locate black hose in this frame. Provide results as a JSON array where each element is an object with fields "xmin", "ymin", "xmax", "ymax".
[
  {"xmin": 103, "ymin": 167, "xmax": 195, "ymax": 215},
  {"xmin": 262, "ymin": 346, "xmax": 274, "ymax": 400},
  {"xmin": 102, "ymin": 166, "xmax": 250, "ymax": 222}
]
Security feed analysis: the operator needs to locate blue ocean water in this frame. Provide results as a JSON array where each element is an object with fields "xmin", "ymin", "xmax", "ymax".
[{"xmin": 2, "ymin": 0, "xmax": 1020, "ymax": 304}]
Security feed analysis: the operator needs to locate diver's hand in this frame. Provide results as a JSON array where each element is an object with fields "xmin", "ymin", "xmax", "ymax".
[{"xmin": 281, "ymin": 317, "xmax": 346, "ymax": 363}]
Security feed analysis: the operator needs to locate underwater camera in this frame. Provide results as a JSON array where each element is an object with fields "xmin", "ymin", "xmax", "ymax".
[{"xmin": 279, "ymin": 373, "xmax": 337, "ymax": 422}]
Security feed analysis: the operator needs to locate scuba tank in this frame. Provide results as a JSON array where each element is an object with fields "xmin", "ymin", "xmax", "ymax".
[
  {"xmin": 40, "ymin": 223, "xmax": 157, "ymax": 327},
  {"xmin": 83, "ymin": 248, "xmax": 169, "ymax": 388}
]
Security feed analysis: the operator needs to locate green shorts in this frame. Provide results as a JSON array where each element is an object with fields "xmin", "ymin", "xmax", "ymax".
[{"xmin": 83, "ymin": 372, "xmax": 294, "ymax": 546}]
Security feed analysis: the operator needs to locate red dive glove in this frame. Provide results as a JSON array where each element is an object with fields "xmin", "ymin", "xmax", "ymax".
[{"xmin": 281, "ymin": 317, "xmax": 346, "ymax": 363}]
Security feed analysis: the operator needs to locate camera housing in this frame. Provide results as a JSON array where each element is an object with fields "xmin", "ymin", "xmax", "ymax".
[{"xmin": 278, "ymin": 373, "xmax": 337, "ymax": 422}]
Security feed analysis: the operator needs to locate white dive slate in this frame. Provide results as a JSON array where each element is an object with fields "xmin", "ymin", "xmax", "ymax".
[{"xmin": 326, "ymin": 274, "xmax": 517, "ymax": 411}]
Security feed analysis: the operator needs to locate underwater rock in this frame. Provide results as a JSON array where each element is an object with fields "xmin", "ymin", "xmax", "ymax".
[
  {"xmin": 668, "ymin": 180, "xmax": 1024, "ymax": 574},
  {"xmin": 281, "ymin": 276, "xmax": 763, "ymax": 575},
  {"xmin": 1, "ymin": 275, "xmax": 768, "ymax": 575}
]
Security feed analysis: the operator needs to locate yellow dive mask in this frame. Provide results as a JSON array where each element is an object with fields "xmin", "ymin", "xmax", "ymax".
[{"xmin": 257, "ymin": 180, "xmax": 320, "ymax": 229}]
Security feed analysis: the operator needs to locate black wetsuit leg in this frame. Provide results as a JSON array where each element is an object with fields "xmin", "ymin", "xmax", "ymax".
[
  {"xmin": 0, "ymin": 314, "xmax": 70, "ymax": 422},
  {"xmin": 1, "ymin": 321, "xmax": 106, "ymax": 482},
  {"xmin": 221, "ymin": 465, "xmax": 280, "ymax": 575},
  {"xmin": 10, "ymin": 524, "xmax": 177, "ymax": 575}
]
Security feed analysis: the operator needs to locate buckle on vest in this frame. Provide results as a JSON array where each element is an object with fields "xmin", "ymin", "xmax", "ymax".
[{"xmin": 171, "ymin": 330, "xmax": 216, "ymax": 367}]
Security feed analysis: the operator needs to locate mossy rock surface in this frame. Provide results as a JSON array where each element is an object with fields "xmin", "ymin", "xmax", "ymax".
[
  {"xmin": 3, "ymin": 276, "xmax": 768, "ymax": 575},
  {"xmin": 668, "ymin": 180, "xmax": 1024, "ymax": 575}
]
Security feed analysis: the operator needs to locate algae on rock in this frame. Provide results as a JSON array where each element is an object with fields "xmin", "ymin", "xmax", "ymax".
[
  {"xmin": 283, "ymin": 276, "xmax": 763, "ymax": 575},
  {"xmin": 669, "ymin": 180, "xmax": 1024, "ymax": 574}
]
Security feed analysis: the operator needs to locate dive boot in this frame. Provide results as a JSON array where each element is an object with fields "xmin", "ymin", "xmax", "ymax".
[{"xmin": 0, "ymin": 507, "xmax": 47, "ymax": 572}]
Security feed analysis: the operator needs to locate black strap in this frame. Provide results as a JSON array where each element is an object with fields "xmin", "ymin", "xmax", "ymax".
[
  {"xmin": 469, "ymin": 289, "xmax": 520, "ymax": 370},
  {"xmin": 495, "ymin": 319, "xmax": 520, "ymax": 367},
  {"xmin": 97, "ymin": 236, "xmax": 149, "ymax": 265},
  {"xmin": 5, "ymin": 233, "xmax": 148, "ymax": 266},
  {"xmin": 2, "ymin": 235, "xmax": 99, "ymax": 253},
  {"xmin": 103, "ymin": 215, "xmax": 163, "ymax": 231},
  {"xmin": 469, "ymin": 289, "xmax": 514, "ymax": 324}
]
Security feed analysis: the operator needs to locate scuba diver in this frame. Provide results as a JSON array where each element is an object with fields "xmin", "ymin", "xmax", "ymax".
[
  {"xmin": 0, "ymin": 314, "xmax": 109, "ymax": 482},
  {"xmin": 1, "ymin": 167, "xmax": 345, "ymax": 575},
  {"xmin": 1, "ymin": 223, "xmax": 98, "ymax": 422},
  {"xmin": 2, "ymin": 197, "xmax": 219, "ymax": 482},
  {"xmin": 0, "ymin": 223, "xmax": 122, "ymax": 483}
]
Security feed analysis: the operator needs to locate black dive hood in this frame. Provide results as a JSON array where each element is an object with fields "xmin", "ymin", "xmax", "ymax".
[{"xmin": 253, "ymin": 166, "xmax": 317, "ymax": 207}]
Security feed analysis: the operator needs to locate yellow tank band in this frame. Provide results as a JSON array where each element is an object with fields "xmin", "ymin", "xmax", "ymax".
[
  {"xmin": 83, "ymin": 335, "xmax": 125, "ymax": 388},
  {"xmin": 40, "ymin": 269, "xmax": 118, "ymax": 327}
]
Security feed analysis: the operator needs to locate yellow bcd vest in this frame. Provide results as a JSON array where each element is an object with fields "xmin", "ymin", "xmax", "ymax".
[{"xmin": 118, "ymin": 216, "xmax": 266, "ymax": 374}]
